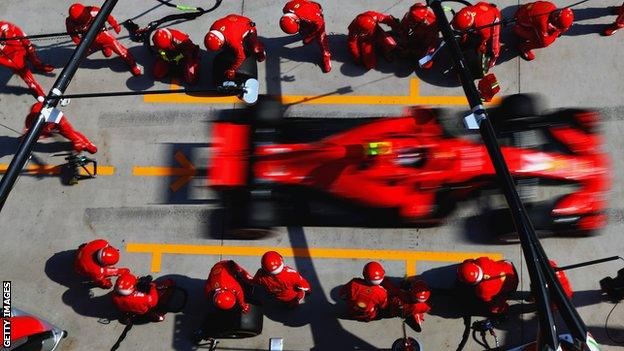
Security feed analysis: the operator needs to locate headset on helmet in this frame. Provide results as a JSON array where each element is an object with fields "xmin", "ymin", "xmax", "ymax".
[
  {"xmin": 213, "ymin": 289, "xmax": 236, "ymax": 310},
  {"xmin": 261, "ymin": 251, "xmax": 284, "ymax": 275},
  {"xmin": 355, "ymin": 14, "xmax": 377, "ymax": 35},
  {"xmin": 115, "ymin": 273, "xmax": 137, "ymax": 296},
  {"xmin": 363, "ymin": 261, "xmax": 385, "ymax": 285},
  {"xmin": 153, "ymin": 29, "xmax": 174, "ymax": 50},
  {"xmin": 69, "ymin": 3, "xmax": 87, "ymax": 22},
  {"xmin": 452, "ymin": 9, "xmax": 475, "ymax": 31},
  {"xmin": 96, "ymin": 246, "xmax": 120, "ymax": 266},
  {"xmin": 458, "ymin": 260, "xmax": 483, "ymax": 285},
  {"xmin": 552, "ymin": 8, "xmax": 574, "ymax": 31},
  {"xmin": 205, "ymin": 30, "xmax": 225, "ymax": 51}
]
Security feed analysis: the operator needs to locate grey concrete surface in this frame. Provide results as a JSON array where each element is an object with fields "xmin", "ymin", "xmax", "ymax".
[{"xmin": 1, "ymin": 1, "xmax": 624, "ymax": 350}]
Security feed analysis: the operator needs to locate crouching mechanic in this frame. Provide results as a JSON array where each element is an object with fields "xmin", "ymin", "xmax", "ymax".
[
  {"xmin": 383, "ymin": 278, "xmax": 431, "ymax": 331},
  {"xmin": 74, "ymin": 239, "xmax": 129, "ymax": 289},
  {"xmin": 112, "ymin": 273, "xmax": 175, "ymax": 322},
  {"xmin": 280, "ymin": 0, "xmax": 331, "ymax": 73},
  {"xmin": 0, "ymin": 21, "xmax": 53, "ymax": 98},
  {"xmin": 253, "ymin": 251, "xmax": 311, "ymax": 308},
  {"xmin": 24, "ymin": 102, "xmax": 97, "ymax": 154},
  {"xmin": 66, "ymin": 3, "xmax": 142, "ymax": 76},
  {"xmin": 457, "ymin": 257, "xmax": 518, "ymax": 315},
  {"xmin": 348, "ymin": 11, "xmax": 401, "ymax": 71},
  {"xmin": 451, "ymin": 2, "xmax": 501, "ymax": 68},
  {"xmin": 340, "ymin": 261, "xmax": 389, "ymax": 321},
  {"xmin": 399, "ymin": 3, "xmax": 439, "ymax": 69},
  {"xmin": 513, "ymin": 2, "xmax": 574, "ymax": 61},
  {"xmin": 151, "ymin": 28, "xmax": 200, "ymax": 85},
  {"xmin": 205, "ymin": 260, "xmax": 254, "ymax": 313},
  {"xmin": 205, "ymin": 14, "xmax": 266, "ymax": 80}
]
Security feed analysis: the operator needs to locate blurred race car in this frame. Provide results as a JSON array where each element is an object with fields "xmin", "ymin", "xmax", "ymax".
[
  {"xmin": 1, "ymin": 308, "xmax": 67, "ymax": 350},
  {"xmin": 208, "ymin": 95, "xmax": 609, "ymax": 237}
]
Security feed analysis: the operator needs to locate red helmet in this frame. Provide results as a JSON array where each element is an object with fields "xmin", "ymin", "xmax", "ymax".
[
  {"xmin": 551, "ymin": 8, "xmax": 574, "ymax": 31},
  {"xmin": 261, "ymin": 251, "xmax": 284, "ymax": 275},
  {"xmin": 457, "ymin": 260, "xmax": 483, "ymax": 285},
  {"xmin": 452, "ymin": 8, "xmax": 475, "ymax": 31},
  {"xmin": 409, "ymin": 280, "xmax": 430, "ymax": 303},
  {"xmin": 69, "ymin": 3, "xmax": 87, "ymax": 22},
  {"xmin": 115, "ymin": 273, "xmax": 137, "ymax": 296},
  {"xmin": 213, "ymin": 290, "xmax": 236, "ymax": 310},
  {"xmin": 280, "ymin": 13, "xmax": 300, "ymax": 34},
  {"xmin": 408, "ymin": 3, "xmax": 430, "ymax": 24},
  {"xmin": 152, "ymin": 29, "xmax": 174, "ymax": 50},
  {"xmin": 96, "ymin": 246, "xmax": 120, "ymax": 266},
  {"xmin": 355, "ymin": 14, "xmax": 377, "ymax": 35},
  {"xmin": 205, "ymin": 30, "xmax": 225, "ymax": 51},
  {"xmin": 363, "ymin": 261, "xmax": 385, "ymax": 285}
]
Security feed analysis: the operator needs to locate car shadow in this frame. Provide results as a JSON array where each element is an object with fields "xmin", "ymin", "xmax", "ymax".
[
  {"xmin": 44, "ymin": 250, "xmax": 119, "ymax": 321},
  {"xmin": 565, "ymin": 7, "xmax": 616, "ymax": 37}
]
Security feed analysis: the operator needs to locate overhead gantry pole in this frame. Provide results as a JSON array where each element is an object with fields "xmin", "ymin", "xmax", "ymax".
[
  {"xmin": 0, "ymin": 0, "xmax": 120, "ymax": 210},
  {"xmin": 429, "ymin": 1, "xmax": 594, "ymax": 350}
]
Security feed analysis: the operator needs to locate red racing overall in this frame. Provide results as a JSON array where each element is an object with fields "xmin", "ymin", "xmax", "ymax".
[
  {"xmin": 254, "ymin": 265, "xmax": 311, "ymax": 307},
  {"xmin": 0, "ymin": 21, "xmax": 53, "ymax": 97},
  {"xmin": 399, "ymin": 3, "xmax": 439, "ymax": 69},
  {"xmin": 206, "ymin": 14, "xmax": 266, "ymax": 80},
  {"xmin": 152, "ymin": 28, "xmax": 200, "ymax": 85},
  {"xmin": 453, "ymin": 2, "xmax": 501, "ymax": 68},
  {"xmin": 25, "ymin": 102, "xmax": 98, "ymax": 154},
  {"xmin": 463, "ymin": 257, "xmax": 518, "ymax": 315},
  {"xmin": 282, "ymin": 0, "xmax": 331, "ymax": 72},
  {"xmin": 74, "ymin": 239, "xmax": 128, "ymax": 288},
  {"xmin": 205, "ymin": 260, "xmax": 254, "ymax": 312},
  {"xmin": 513, "ymin": 2, "xmax": 573, "ymax": 61},
  {"xmin": 604, "ymin": 2, "xmax": 624, "ymax": 36},
  {"xmin": 340, "ymin": 278, "xmax": 388, "ymax": 321},
  {"xmin": 65, "ymin": 4, "xmax": 141, "ymax": 76},
  {"xmin": 348, "ymin": 11, "xmax": 401, "ymax": 70}
]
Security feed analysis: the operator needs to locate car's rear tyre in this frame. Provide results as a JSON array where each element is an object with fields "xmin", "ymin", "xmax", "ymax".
[{"xmin": 224, "ymin": 189, "xmax": 279, "ymax": 239}]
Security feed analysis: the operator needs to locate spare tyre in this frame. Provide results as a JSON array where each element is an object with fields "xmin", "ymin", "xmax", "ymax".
[{"xmin": 200, "ymin": 301, "xmax": 263, "ymax": 339}]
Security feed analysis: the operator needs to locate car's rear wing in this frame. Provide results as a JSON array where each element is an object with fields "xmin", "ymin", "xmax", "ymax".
[{"xmin": 208, "ymin": 122, "xmax": 251, "ymax": 187}]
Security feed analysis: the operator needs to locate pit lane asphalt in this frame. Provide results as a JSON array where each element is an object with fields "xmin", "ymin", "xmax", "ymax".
[{"xmin": 1, "ymin": 1, "xmax": 624, "ymax": 350}]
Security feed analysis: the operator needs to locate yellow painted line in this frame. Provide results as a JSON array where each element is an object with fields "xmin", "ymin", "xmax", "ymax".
[
  {"xmin": 126, "ymin": 243, "xmax": 503, "ymax": 276},
  {"xmin": 144, "ymin": 79, "xmax": 501, "ymax": 106},
  {"xmin": 0, "ymin": 164, "xmax": 115, "ymax": 176},
  {"xmin": 132, "ymin": 150, "xmax": 197, "ymax": 192}
]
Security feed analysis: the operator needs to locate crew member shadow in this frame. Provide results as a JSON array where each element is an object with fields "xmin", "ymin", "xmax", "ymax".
[
  {"xmin": 44, "ymin": 250, "xmax": 119, "ymax": 321},
  {"xmin": 565, "ymin": 7, "xmax": 616, "ymax": 37},
  {"xmin": 420, "ymin": 264, "xmax": 533, "ymax": 348},
  {"xmin": 155, "ymin": 274, "xmax": 207, "ymax": 351}
]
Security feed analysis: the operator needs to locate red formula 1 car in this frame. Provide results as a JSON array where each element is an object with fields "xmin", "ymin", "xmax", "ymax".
[
  {"xmin": 1, "ymin": 308, "xmax": 68, "ymax": 350},
  {"xmin": 208, "ymin": 95, "xmax": 609, "ymax": 237}
]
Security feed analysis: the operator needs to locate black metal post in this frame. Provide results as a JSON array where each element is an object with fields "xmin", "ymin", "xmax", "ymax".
[
  {"xmin": 429, "ymin": 1, "xmax": 561, "ymax": 349},
  {"xmin": 0, "ymin": 0, "xmax": 119, "ymax": 210},
  {"xmin": 556, "ymin": 256, "xmax": 620, "ymax": 272}
]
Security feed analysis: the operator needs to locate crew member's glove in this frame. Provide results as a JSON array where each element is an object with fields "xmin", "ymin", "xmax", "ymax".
[
  {"xmin": 114, "ymin": 25, "xmax": 122, "ymax": 34},
  {"xmin": 137, "ymin": 275, "xmax": 153, "ymax": 293},
  {"xmin": 241, "ymin": 303, "xmax": 251, "ymax": 314},
  {"xmin": 225, "ymin": 69, "xmax": 236, "ymax": 79}
]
